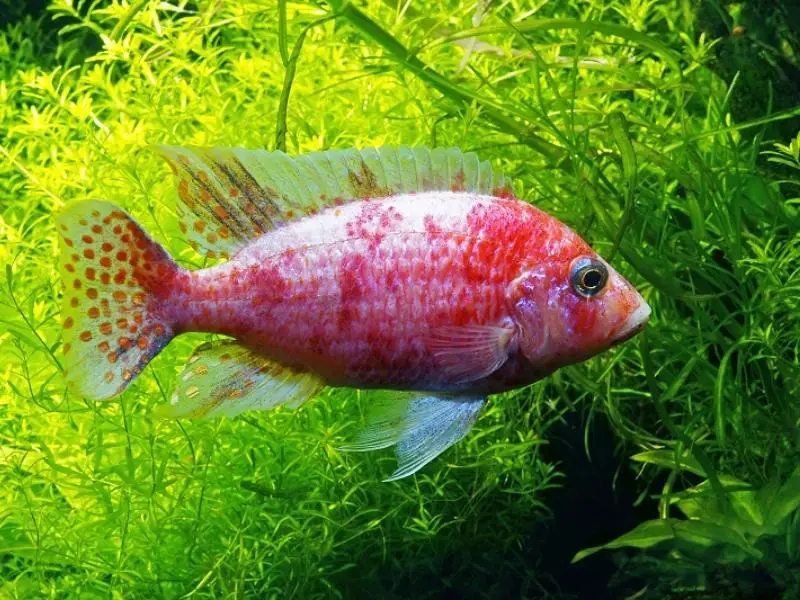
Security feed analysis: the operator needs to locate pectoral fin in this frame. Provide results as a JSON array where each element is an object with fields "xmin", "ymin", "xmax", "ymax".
[
  {"xmin": 163, "ymin": 341, "xmax": 323, "ymax": 418},
  {"xmin": 426, "ymin": 322, "xmax": 516, "ymax": 384},
  {"xmin": 340, "ymin": 393, "xmax": 485, "ymax": 481}
]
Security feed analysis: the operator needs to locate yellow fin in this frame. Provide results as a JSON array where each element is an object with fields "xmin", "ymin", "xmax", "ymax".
[
  {"xmin": 163, "ymin": 341, "xmax": 323, "ymax": 419},
  {"xmin": 56, "ymin": 200, "xmax": 177, "ymax": 400},
  {"xmin": 155, "ymin": 145, "xmax": 510, "ymax": 258}
]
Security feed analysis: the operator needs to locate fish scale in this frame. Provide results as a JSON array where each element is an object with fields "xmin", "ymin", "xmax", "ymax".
[
  {"xmin": 167, "ymin": 193, "xmax": 541, "ymax": 389},
  {"xmin": 56, "ymin": 145, "xmax": 649, "ymax": 481}
]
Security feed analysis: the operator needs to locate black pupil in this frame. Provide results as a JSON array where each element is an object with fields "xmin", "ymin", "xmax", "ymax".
[{"xmin": 582, "ymin": 268, "xmax": 602, "ymax": 289}]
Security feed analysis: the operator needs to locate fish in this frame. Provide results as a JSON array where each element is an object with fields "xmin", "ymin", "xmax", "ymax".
[{"xmin": 56, "ymin": 145, "xmax": 650, "ymax": 481}]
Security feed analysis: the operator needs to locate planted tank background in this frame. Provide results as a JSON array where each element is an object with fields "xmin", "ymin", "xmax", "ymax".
[{"xmin": 1, "ymin": 0, "xmax": 800, "ymax": 598}]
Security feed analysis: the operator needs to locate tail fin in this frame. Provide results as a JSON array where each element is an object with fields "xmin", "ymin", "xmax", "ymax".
[{"xmin": 57, "ymin": 200, "xmax": 180, "ymax": 400}]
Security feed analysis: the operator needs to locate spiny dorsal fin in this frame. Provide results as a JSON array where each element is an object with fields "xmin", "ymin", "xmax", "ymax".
[{"xmin": 156, "ymin": 145, "xmax": 510, "ymax": 258}]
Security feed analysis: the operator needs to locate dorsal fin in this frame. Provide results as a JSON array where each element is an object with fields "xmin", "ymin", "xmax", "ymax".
[{"xmin": 156, "ymin": 145, "xmax": 509, "ymax": 258}]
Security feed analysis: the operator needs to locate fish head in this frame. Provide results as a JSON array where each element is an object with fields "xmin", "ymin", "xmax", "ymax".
[{"xmin": 509, "ymin": 249, "xmax": 650, "ymax": 370}]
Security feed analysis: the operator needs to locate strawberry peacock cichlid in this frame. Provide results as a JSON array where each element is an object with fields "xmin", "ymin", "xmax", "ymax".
[{"xmin": 57, "ymin": 145, "xmax": 650, "ymax": 481}]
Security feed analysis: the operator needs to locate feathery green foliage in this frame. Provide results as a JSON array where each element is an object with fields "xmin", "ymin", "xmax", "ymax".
[{"xmin": 1, "ymin": 0, "xmax": 799, "ymax": 598}]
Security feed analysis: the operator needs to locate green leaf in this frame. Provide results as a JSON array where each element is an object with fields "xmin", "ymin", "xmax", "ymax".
[
  {"xmin": 572, "ymin": 519, "xmax": 678, "ymax": 562},
  {"xmin": 330, "ymin": 1, "xmax": 569, "ymax": 166},
  {"xmin": 429, "ymin": 19, "xmax": 684, "ymax": 72},
  {"xmin": 608, "ymin": 112, "xmax": 637, "ymax": 258},
  {"xmin": 631, "ymin": 450, "xmax": 707, "ymax": 477},
  {"xmin": 714, "ymin": 340, "xmax": 751, "ymax": 448},
  {"xmin": 763, "ymin": 467, "xmax": 800, "ymax": 529},
  {"xmin": 676, "ymin": 479, "xmax": 764, "ymax": 537},
  {"xmin": 671, "ymin": 520, "xmax": 761, "ymax": 560},
  {"xmin": 573, "ymin": 518, "xmax": 761, "ymax": 563},
  {"xmin": 609, "ymin": 112, "xmax": 637, "ymax": 185}
]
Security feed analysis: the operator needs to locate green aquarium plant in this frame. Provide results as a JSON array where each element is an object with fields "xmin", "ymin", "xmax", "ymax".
[
  {"xmin": 575, "ymin": 450, "xmax": 800, "ymax": 598},
  {"xmin": 573, "ymin": 133, "xmax": 800, "ymax": 598}
]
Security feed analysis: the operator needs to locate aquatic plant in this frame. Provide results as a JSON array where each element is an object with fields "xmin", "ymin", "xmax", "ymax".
[
  {"xmin": 575, "ymin": 451, "xmax": 800, "ymax": 598},
  {"xmin": 1, "ymin": 0, "xmax": 799, "ymax": 597}
]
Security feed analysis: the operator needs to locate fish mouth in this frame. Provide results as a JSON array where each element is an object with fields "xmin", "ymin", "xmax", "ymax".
[{"xmin": 611, "ymin": 299, "xmax": 651, "ymax": 346}]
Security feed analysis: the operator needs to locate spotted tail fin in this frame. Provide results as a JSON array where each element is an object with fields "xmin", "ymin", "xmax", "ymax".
[{"xmin": 57, "ymin": 200, "xmax": 181, "ymax": 400}]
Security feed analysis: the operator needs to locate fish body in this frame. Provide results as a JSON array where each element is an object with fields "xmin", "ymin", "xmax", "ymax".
[{"xmin": 57, "ymin": 146, "xmax": 649, "ymax": 480}]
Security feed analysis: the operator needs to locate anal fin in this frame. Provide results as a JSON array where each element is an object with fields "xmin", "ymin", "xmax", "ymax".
[
  {"xmin": 340, "ymin": 393, "xmax": 485, "ymax": 481},
  {"xmin": 165, "ymin": 341, "xmax": 322, "ymax": 418}
]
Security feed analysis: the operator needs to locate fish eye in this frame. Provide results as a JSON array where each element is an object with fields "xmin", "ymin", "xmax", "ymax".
[{"xmin": 570, "ymin": 257, "xmax": 608, "ymax": 298}]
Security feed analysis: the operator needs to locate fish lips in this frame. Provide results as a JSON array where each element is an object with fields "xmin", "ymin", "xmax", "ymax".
[{"xmin": 610, "ymin": 300, "xmax": 651, "ymax": 346}]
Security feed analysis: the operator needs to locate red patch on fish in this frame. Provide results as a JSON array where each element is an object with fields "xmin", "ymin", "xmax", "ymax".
[
  {"xmin": 60, "ymin": 187, "xmax": 646, "ymax": 418},
  {"xmin": 153, "ymin": 191, "xmax": 642, "ymax": 392},
  {"xmin": 57, "ymin": 147, "xmax": 651, "ymax": 482}
]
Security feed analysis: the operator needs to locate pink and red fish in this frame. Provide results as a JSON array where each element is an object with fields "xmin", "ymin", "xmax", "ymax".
[{"xmin": 57, "ymin": 145, "xmax": 649, "ymax": 480}]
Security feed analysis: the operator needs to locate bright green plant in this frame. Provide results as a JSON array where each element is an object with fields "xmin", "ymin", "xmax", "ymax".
[{"xmin": 571, "ymin": 133, "xmax": 800, "ymax": 598}]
